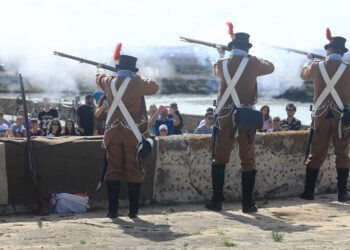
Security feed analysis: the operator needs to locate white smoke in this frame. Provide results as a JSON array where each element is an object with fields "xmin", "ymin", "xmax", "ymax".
[{"xmin": 1, "ymin": 0, "xmax": 350, "ymax": 100}]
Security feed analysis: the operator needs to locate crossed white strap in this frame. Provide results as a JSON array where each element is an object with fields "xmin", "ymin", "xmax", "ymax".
[
  {"xmin": 314, "ymin": 61, "xmax": 347, "ymax": 116},
  {"xmin": 316, "ymin": 61, "xmax": 347, "ymax": 138},
  {"xmin": 106, "ymin": 77, "xmax": 143, "ymax": 143},
  {"xmin": 214, "ymin": 57, "xmax": 249, "ymax": 115}
]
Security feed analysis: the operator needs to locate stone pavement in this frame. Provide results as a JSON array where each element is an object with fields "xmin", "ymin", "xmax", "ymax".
[{"xmin": 0, "ymin": 194, "xmax": 350, "ymax": 249}]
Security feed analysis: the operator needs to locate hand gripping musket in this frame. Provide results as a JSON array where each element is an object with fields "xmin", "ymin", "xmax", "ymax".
[
  {"xmin": 53, "ymin": 51, "xmax": 117, "ymax": 72},
  {"xmin": 180, "ymin": 37, "xmax": 229, "ymax": 51},
  {"xmin": 19, "ymin": 74, "xmax": 49, "ymax": 215}
]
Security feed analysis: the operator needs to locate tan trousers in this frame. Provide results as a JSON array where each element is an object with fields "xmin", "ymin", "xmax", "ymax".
[
  {"xmin": 305, "ymin": 117, "xmax": 350, "ymax": 169},
  {"xmin": 213, "ymin": 119, "xmax": 256, "ymax": 171},
  {"xmin": 104, "ymin": 125, "xmax": 145, "ymax": 183}
]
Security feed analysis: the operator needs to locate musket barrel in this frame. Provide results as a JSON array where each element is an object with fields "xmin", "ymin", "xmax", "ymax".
[
  {"xmin": 180, "ymin": 37, "xmax": 229, "ymax": 51},
  {"xmin": 53, "ymin": 51, "xmax": 117, "ymax": 72}
]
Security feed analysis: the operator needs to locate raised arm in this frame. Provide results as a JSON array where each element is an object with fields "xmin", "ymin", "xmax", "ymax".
[{"xmin": 256, "ymin": 58, "xmax": 275, "ymax": 76}]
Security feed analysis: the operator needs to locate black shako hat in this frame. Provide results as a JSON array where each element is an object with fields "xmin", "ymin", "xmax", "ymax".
[
  {"xmin": 227, "ymin": 32, "xmax": 253, "ymax": 51},
  {"xmin": 116, "ymin": 55, "xmax": 139, "ymax": 73},
  {"xmin": 324, "ymin": 36, "xmax": 348, "ymax": 53}
]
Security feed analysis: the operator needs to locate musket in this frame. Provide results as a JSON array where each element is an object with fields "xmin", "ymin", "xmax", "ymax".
[
  {"xmin": 304, "ymin": 127, "xmax": 314, "ymax": 164},
  {"xmin": 180, "ymin": 37, "xmax": 229, "ymax": 51},
  {"xmin": 53, "ymin": 51, "xmax": 117, "ymax": 72},
  {"xmin": 266, "ymin": 44, "xmax": 325, "ymax": 60},
  {"xmin": 19, "ymin": 74, "xmax": 48, "ymax": 215},
  {"xmin": 96, "ymin": 151, "xmax": 107, "ymax": 191}
]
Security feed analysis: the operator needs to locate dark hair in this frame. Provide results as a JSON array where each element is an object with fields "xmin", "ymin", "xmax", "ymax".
[
  {"xmin": 170, "ymin": 102, "xmax": 178, "ymax": 110},
  {"xmin": 30, "ymin": 118, "xmax": 39, "ymax": 124},
  {"xmin": 286, "ymin": 103, "xmax": 296, "ymax": 111},
  {"xmin": 206, "ymin": 107, "xmax": 214, "ymax": 113},
  {"xmin": 260, "ymin": 105, "xmax": 270, "ymax": 119},
  {"xmin": 48, "ymin": 118, "xmax": 62, "ymax": 136},
  {"xmin": 97, "ymin": 95, "xmax": 107, "ymax": 108},
  {"xmin": 85, "ymin": 94, "xmax": 93, "ymax": 99},
  {"xmin": 330, "ymin": 48, "xmax": 345, "ymax": 56},
  {"xmin": 63, "ymin": 119, "xmax": 78, "ymax": 135}
]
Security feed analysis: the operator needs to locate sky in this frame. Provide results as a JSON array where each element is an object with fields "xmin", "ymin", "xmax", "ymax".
[{"xmin": 0, "ymin": 0, "xmax": 349, "ymax": 94}]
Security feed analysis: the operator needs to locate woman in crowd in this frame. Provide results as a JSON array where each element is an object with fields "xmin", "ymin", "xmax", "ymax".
[
  {"xmin": 62, "ymin": 119, "xmax": 80, "ymax": 136},
  {"xmin": 148, "ymin": 104, "xmax": 158, "ymax": 136},
  {"xmin": 95, "ymin": 95, "xmax": 109, "ymax": 135},
  {"xmin": 46, "ymin": 118, "xmax": 62, "ymax": 137},
  {"xmin": 260, "ymin": 105, "xmax": 272, "ymax": 132}
]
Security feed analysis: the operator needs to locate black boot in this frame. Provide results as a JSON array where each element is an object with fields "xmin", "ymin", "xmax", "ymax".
[
  {"xmin": 205, "ymin": 164, "xmax": 225, "ymax": 211},
  {"xmin": 106, "ymin": 180, "xmax": 120, "ymax": 218},
  {"xmin": 128, "ymin": 182, "xmax": 142, "ymax": 218},
  {"xmin": 241, "ymin": 170, "xmax": 258, "ymax": 213},
  {"xmin": 300, "ymin": 167, "xmax": 319, "ymax": 200},
  {"xmin": 337, "ymin": 168, "xmax": 350, "ymax": 202}
]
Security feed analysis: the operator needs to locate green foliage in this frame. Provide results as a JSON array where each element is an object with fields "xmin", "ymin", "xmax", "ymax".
[
  {"xmin": 223, "ymin": 238, "xmax": 237, "ymax": 247},
  {"xmin": 272, "ymin": 230, "xmax": 285, "ymax": 242}
]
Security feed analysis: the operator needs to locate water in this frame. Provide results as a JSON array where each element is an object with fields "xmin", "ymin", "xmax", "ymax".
[
  {"xmin": 146, "ymin": 94, "xmax": 312, "ymax": 125},
  {"xmin": 0, "ymin": 93, "xmax": 313, "ymax": 125}
]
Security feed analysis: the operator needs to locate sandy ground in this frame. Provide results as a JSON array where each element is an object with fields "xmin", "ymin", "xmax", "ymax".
[{"xmin": 0, "ymin": 194, "xmax": 350, "ymax": 249}]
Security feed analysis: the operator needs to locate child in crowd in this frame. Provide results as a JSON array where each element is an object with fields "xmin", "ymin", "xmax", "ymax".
[
  {"xmin": 11, "ymin": 116, "xmax": 26, "ymax": 137},
  {"xmin": 30, "ymin": 119, "xmax": 44, "ymax": 136}
]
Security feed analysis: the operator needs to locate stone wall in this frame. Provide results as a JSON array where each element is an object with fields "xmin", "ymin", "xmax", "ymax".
[
  {"xmin": 153, "ymin": 131, "xmax": 338, "ymax": 203},
  {"xmin": 0, "ymin": 131, "xmax": 343, "ymax": 215}
]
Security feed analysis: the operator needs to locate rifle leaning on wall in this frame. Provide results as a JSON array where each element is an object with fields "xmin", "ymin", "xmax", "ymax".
[
  {"xmin": 180, "ymin": 37, "xmax": 229, "ymax": 51},
  {"xmin": 53, "ymin": 51, "xmax": 117, "ymax": 72},
  {"xmin": 53, "ymin": 51, "xmax": 112, "ymax": 191},
  {"xmin": 19, "ymin": 74, "xmax": 49, "ymax": 215}
]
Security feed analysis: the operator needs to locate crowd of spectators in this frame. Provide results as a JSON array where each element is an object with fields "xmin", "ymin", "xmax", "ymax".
[
  {"xmin": 261, "ymin": 103, "xmax": 302, "ymax": 132},
  {"xmin": 0, "ymin": 97, "xmax": 303, "ymax": 139}
]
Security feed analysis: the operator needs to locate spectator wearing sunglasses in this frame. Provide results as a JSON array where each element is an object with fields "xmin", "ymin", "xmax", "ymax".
[
  {"xmin": 159, "ymin": 124, "xmax": 168, "ymax": 136},
  {"xmin": 267, "ymin": 116, "xmax": 281, "ymax": 132},
  {"xmin": 280, "ymin": 103, "xmax": 301, "ymax": 130},
  {"xmin": 195, "ymin": 112, "xmax": 214, "ymax": 134}
]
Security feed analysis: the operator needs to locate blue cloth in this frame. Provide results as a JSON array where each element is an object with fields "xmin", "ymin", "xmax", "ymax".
[
  {"xmin": 327, "ymin": 53, "xmax": 343, "ymax": 61},
  {"xmin": 155, "ymin": 117, "xmax": 174, "ymax": 136},
  {"xmin": 230, "ymin": 49, "xmax": 248, "ymax": 57},
  {"xmin": 117, "ymin": 70, "xmax": 135, "ymax": 78},
  {"xmin": 92, "ymin": 91, "xmax": 104, "ymax": 104},
  {"xmin": 3, "ymin": 119, "xmax": 11, "ymax": 127}
]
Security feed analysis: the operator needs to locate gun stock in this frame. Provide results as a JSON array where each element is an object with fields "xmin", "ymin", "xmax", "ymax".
[
  {"xmin": 53, "ymin": 51, "xmax": 117, "ymax": 72},
  {"xmin": 180, "ymin": 37, "xmax": 229, "ymax": 51}
]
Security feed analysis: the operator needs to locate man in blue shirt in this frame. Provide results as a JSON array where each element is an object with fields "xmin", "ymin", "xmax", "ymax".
[{"xmin": 149, "ymin": 105, "xmax": 180, "ymax": 136}]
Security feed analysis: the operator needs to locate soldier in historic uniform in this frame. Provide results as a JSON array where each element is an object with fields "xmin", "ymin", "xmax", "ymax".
[
  {"xmin": 96, "ymin": 47, "xmax": 159, "ymax": 218},
  {"xmin": 301, "ymin": 29, "xmax": 350, "ymax": 202},
  {"xmin": 205, "ymin": 33, "xmax": 274, "ymax": 213}
]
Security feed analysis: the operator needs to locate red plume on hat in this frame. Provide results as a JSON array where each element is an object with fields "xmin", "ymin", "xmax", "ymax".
[
  {"xmin": 225, "ymin": 22, "xmax": 234, "ymax": 37},
  {"xmin": 113, "ymin": 43, "xmax": 122, "ymax": 61},
  {"xmin": 326, "ymin": 27, "xmax": 332, "ymax": 42}
]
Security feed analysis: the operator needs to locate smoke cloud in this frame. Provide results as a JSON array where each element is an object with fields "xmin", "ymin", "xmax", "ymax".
[{"xmin": 0, "ymin": 0, "xmax": 349, "ymax": 99}]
